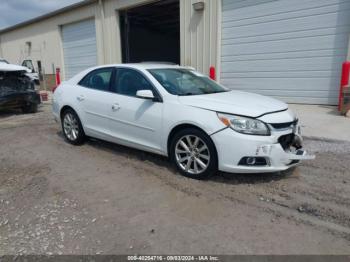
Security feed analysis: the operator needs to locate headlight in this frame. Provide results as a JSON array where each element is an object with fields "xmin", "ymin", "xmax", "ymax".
[{"xmin": 217, "ymin": 113, "xmax": 270, "ymax": 136}]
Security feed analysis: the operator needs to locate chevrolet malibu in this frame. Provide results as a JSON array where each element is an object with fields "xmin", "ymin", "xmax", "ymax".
[{"xmin": 52, "ymin": 64, "xmax": 313, "ymax": 179}]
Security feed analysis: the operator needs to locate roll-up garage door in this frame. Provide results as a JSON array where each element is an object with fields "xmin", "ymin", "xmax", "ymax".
[
  {"xmin": 62, "ymin": 19, "xmax": 97, "ymax": 79},
  {"xmin": 221, "ymin": 0, "xmax": 350, "ymax": 104}
]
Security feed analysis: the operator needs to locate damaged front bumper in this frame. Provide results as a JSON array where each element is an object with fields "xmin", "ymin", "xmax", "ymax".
[
  {"xmin": 211, "ymin": 127, "xmax": 315, "ymax": 174},
  {"xmin": 0, "ymin": 70, "xmax": 41, "ymax": 110},
  {"xmin": 0, "ymin": 91, "xmax": 41, "ymax": 110}
]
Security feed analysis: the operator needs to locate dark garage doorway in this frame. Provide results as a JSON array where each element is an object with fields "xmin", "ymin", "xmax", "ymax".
[{"xmin": 119, "ymin": 0, "xmax": 180, "ymax": 64}]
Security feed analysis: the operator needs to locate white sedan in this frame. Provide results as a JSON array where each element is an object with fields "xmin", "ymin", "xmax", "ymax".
[{"xmin": 52, "ymin": 63, "xmax": 313, "ymax": 179}]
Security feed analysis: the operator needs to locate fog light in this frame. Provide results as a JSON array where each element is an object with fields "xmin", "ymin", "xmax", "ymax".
[
  {"xmin": 238, "ymin": 157, "xmax": 268, "ymax": 166},
  {"xmin": 246, "ymin": 157, "xmax": 256, "ymax": 165}
]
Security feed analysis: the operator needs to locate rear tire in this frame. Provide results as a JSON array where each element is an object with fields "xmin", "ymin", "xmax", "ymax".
[
  {"xmin": 170, "ymin": 128, "xmax": 218, "ymax": 179},
  {"xmin": 61, "ymin": 108, "xmax": 85, "ymax": 145},
  {"xmin": 22, "ymin": 103, "xmax": 38, "ymax": 114}
]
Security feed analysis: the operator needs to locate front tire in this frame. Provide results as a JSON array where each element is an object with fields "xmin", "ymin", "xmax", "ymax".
[
  {"xmin": 170, "ymin": 128, "xmax": 218, "ymax": 179},
  {"xmin": 61, "ymin": 109, "xmax": 85, "ymax": 145}
]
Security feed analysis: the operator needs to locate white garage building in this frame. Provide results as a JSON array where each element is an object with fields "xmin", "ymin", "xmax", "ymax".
[{"xmin": 0, "ymin": 0, "xmax": 349, "ymax": 105}]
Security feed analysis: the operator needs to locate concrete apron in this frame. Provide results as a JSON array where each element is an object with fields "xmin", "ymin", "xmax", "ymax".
[{"xmin": 289, "ymin": 104, "xmax": 350, "ymax": 142}]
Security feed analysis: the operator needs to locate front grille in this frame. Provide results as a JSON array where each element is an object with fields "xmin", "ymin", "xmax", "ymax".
[
  {"xmin": 278, "ymin": 133, "xmax": 295, "ymax": 150},
  {"xmin": 270, "ymin": 119, "xmax": 298, "ymax": 130}
]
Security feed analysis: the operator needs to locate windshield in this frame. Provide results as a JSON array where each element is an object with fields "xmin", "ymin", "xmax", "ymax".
[{"xmin": 148, "ymin": 68, "xmax": 229, "ymax": 96}]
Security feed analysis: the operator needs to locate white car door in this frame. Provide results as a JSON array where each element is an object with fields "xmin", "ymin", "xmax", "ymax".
[
  {"xmin": 107, "ymin": 68, "xmax": 163, "ymax": 153},
  {"xmin": 76, "ymin": 68, "xmax": 115, "ymax": 137}
]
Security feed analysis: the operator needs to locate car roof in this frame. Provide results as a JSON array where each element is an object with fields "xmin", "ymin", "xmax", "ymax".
[
  {"xmin": 92, "ymin": 63, "xmax": 192, "ymax": 71},
  {"xmin": 67, "ymin": 63, "xmax": 197, "ymax": 84}
]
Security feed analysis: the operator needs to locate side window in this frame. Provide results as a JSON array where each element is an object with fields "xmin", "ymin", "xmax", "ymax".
[
  {"xmin": 22, "ymin": 60, "xmax": 35, "ymax": 71},
  {"xmin": 113, "ymin": 68, "xmax": 153, "ymax": 97},
  {"xmin": 79, "ymin": 68, "xmax": 113, "ymax": 91}
]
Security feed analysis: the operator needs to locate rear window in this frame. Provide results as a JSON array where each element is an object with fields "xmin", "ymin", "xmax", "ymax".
[{"xmin": 79, "ymin": 68, "xmax": 113, "ymax": 92}]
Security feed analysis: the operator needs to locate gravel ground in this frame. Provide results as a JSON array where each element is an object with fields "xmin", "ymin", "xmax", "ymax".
[{"xmin": 0, "ymin": 104, "xmax": 349, "ymax": 255}]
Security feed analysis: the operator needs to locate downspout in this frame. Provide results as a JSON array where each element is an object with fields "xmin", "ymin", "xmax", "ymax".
[
  {"xmin": 99, "ymin": 0, "xmax": 106, "ymax": 64},
  {"xmin": 216, "ymin": 0, "xmax": 222, "ymax": 83},
  {"xmin": 0, "ymin": 35, "xmax": 3, "ymax": 58}
]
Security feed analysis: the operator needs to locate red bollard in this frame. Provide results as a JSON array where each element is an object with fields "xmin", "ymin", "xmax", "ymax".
[
  {"xmin": 53, "ymin": 68, "xmax": 61, "ymax": 93},
  {"xmin": 338, "ymin": 61, "xmax": 350, "ymax": 111},
  {"xmin": 209, "ymin": 66, "xmax": 216, "ymax": 81},
  {"xmin": 55, "ymin": 68, "xmax": 61, "ymax": 86}
]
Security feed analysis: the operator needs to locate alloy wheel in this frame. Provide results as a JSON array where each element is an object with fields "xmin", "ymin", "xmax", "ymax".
[
  {"xmin": 63, "ymin": 112, "xmax": 79, "ymax": 141},
  {"xmin": 175, "ymin": 135, "xmax": 210, "ymax": 175}
]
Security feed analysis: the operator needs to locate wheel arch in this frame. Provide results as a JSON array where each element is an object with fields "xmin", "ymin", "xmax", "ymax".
[
  {"xmin": 59, "ymin": 105, "xmax": 86, "ymax": 132},
  {"xmin": 166, "ymin": 123, "xmax": 218, "ymax": 159},
  {"xmin": 60, "ymin": 105, "xmax": 79, "ymax": 120}
]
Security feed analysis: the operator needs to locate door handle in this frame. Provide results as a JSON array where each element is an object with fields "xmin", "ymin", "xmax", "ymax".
[
  {"xmin": 76, "ymin": 95, "xmax": 85, "ymax": 102},
  {"xmin": 112, "ymin": 103, "xmax": 121, "ymax": 111}
]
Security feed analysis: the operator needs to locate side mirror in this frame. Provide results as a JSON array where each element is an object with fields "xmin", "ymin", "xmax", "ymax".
[{"xmin": 136, "ymin": 90, "xmax": 155, "ymax": 100}]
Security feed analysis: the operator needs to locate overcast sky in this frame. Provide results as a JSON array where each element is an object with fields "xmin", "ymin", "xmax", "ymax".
[{"xmin": 0, "ymin": 0, "xmax": 83, "ymax": 30}]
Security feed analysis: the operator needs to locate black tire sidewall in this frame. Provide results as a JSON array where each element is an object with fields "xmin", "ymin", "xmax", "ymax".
[
  {"xmin": 30, "ymin": 104, "xmax": 38, "ymax": 113},
  {"xmin": 170, "ymin": 128, "xmax": 218, "ymax": 179},
  {"xmin": 22, "ymin": 104, "xmax": 38, "ymax": 114},
  {"xmin": 61, "ymin": 109, "xmax": 85, "ymax": 145}
]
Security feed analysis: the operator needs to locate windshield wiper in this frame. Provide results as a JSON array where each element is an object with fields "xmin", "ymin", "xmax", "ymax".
[
  {"xmin": 212, "ymin": 90, "xmax": 229, "ymax": 94},
  {"xmin": 178, "ymin": 92, "xmax": 196, "ymax": 96},
  {"xmin": 178, "ymin": 90, "xmax": 229, "ymax": 96}
]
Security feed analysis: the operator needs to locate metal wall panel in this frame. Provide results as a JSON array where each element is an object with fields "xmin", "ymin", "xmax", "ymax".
[
  {"xmin": 62, "ymin": 19, "xmax": 97, "ymax": 79},
  {"xmin": 180, "ymin": 0, "xmax": 221, "ymax": 77},
  {"xmin": 221, "ymin": 0, "xmax": 350, "ymax": 104}
]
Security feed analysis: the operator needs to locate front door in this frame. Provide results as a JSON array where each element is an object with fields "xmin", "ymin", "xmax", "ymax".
[{"xmin": 108, "ymin": 68, "xmax": 163, "ymax": 153}]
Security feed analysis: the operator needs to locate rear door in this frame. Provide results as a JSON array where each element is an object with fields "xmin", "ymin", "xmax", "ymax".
[{"xmin": 77, "ymin": 68, "xmax": 115, "ymax": 137}]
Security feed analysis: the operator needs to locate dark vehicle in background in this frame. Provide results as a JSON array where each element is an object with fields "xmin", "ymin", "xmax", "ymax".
[
  {"xmin": 0, "ymin": 63, "xmax": 41, "ymax": 113},
  {"xmin": 0, "ymin": 58, "xmax": 10, "ymax": 64},
  {"xmin": 21, "ymin": 59, "xmax": 40, "ymax": 86}
]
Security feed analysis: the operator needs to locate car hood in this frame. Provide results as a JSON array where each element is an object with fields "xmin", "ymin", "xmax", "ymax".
[
  {"xmin": 0, "ymin": 63, "xmax": 29, "ymax": 72},
  {"xmin": 178, "ymin": 90, "xmax": 288, "ymax": 118}
]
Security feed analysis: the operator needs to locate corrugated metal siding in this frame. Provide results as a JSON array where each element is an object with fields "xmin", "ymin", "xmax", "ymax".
[
  {"xmin": 62, "ymin": 19, "xmax": 97, "ymax": 79},
  {"xmin": 180, "ymin": 0, "xmax": 220, "ymax": 76},
  {"xmin": 221, "ymin": 0, "xmax": 350, "ymax": 104}
]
